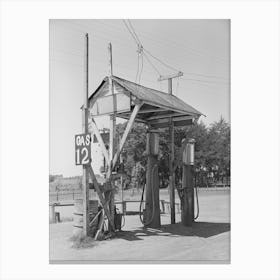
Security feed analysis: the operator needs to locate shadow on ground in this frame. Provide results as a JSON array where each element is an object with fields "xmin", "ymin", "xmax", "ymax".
[{"xmin": 116, "ymin": 222, "xmax": 230, "ymax": 241}]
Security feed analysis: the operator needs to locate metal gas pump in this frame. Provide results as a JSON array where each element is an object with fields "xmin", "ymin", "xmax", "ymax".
[{"xmin": 181, "ymin": 138, "xmax": 196, "ymax": 226}]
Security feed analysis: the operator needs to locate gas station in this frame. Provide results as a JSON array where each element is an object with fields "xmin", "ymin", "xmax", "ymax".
[{"xmin": 74, "ymin": 34, "xmax": 203, "ymax": 240}]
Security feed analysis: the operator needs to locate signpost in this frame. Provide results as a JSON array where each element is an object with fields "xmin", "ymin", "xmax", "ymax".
[{"xmin": 75, "ymin": 133, "xmax": 91, "ymax": 166}]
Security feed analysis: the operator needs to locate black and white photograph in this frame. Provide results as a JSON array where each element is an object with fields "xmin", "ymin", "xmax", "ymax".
[
  {"xmin": 1, "ymin": 0, "xmax": 280, "ymax": 279},
  {"xmin": 49, "ymin": 19, "xmax": 230, "ymax": 263}
]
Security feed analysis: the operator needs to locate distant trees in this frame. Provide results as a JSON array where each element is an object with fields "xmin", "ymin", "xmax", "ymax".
[{"xmin": 116, "ymin": 117, "xmax": 230, "ymax": 189}]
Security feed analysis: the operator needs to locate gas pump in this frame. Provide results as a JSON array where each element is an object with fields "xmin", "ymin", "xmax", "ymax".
[
  {"xmin": 140, "ymin": 130, "xmax": 161, "ymax": 228},
  {"xmin": 181, "ymin": 138, "xmax": 196, "ymax": 226}
]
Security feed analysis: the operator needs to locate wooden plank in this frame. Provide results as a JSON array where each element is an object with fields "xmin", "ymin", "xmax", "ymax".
[
  {"xmin": 150, "ymin": 118, "xmax": 194, "ymax": 129},
  {"xmin": 111, "ymin": 102, "xmax": 142, "ymax": 171},
  {"xmin": 150, "ymin": 115, "xmax": 194, "ymax": 124},
  {"xmin": 91, "ymin": 118, "xmax": 110, "ymax": 166},
  {"xmin": 147, "ymin": 113, "xmax": 193, "ymax": 121},
  {"xmin": 140, "ymin": 100, "xmax": 189, "ymax": 115},
  {"xmin": 116, "ymin": 113, "xmax": 147, "ymax": 124},
  {"xmin": 88, "ymin": 165, "xmax": 115, "ymax": 230},
  {"xmin": 137, "ymin": 108, "xmax": 166, "ymax": 114},
  {"xmin": 94, "ymin": 210, "xmax": 105, "ymax": 240}
]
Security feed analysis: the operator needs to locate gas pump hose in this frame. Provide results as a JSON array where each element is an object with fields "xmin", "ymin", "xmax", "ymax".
[{"xmin": 194, "ymin": 183, "xmax": 199, "ymax": 220}]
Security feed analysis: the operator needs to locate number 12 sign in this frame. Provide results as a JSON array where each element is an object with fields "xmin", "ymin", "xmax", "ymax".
[{"xmin": 75, "ymin": 133, "xmax": 91, "ymax": 165}]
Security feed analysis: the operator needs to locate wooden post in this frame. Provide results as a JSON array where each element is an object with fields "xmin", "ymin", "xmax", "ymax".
[
  {"xmin": 82, "ymin": 33, "xmax": 90, "ymax": 236},
  {"xmin": 107, "ymin": 42, "xmax": 116, "ymax": 232},
  {"xmin": 120, "ymin": 138, "xmax": 124, "ymax": 214},
  {"xmin": 159, "ymin": 72, "xmax": 183, "ymax": 224},
  {"xmin": 144, "ymin": 131, "xmax": 161, "ymax": 228},
  {"xmin": 168, "ymin": 78, "xmax": 176, "ymax": 224}
]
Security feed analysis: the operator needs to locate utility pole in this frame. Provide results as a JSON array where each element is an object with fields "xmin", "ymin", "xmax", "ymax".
[
  {"xmin": 158, "ymin": 72, "xmax": 183, "ymax": 224},
  {"xmin": 82, "ymin": 33, "xmax": 90, "ymax": 236},
  {"xmin": 108, "ymin": 42, "xmax": 116, "ymax": 231}
]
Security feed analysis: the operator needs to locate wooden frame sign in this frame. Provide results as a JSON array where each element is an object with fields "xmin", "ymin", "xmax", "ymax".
[{"xmin": 75, "ymin": 133, "xmax": 91, "ymax": 165}]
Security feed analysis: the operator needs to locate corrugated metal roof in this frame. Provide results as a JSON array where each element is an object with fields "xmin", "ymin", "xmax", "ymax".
[
  {"xmin": 89, "ymin": 76, "xmax": 203, "ymax": 117},
  {"xmin": 112, "ymin": 76, "xmax": 202, "ymax": 116}
]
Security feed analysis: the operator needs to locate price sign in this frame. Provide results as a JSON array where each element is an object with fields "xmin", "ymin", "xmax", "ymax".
[{"xmin": 75, "ymin": 133, "xmax": 91, "ymax": 165}]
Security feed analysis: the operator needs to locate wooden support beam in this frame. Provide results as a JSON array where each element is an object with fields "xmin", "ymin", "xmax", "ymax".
[
  {"xmin": 91, "ymin": 118, "xmax": 110, "ymax": 166},
  {"xmin": 167, "ymin": 78, "xmax": 176, "ymax": 225},
  {"xmin": 111, "ymin": 102, "xmax": 142, "ymax": 171},
  {"xmin": 150, "ymin": 116, "xmax": 194, "ymax": 129},
  {"xmin": 147, "ymin": 113, "xmax": 193, "ymax": 121},
  {"xmin": 116, "ymin": 113, "xmax": 147, "ymax": 124},
  {"xmin": 169, "ymin": 118, "xmax": 175, "ymax": 224},
  {"xmin": 139, "ymin": 100, "xmax": 188, "ymax": 115},
  {"xmin": 137, "ymin": 108, "xmax": 166, "ymax": 114},
  {"xmin": 88, "ymin": 165, "xmax": 115, "ymax": 230}
]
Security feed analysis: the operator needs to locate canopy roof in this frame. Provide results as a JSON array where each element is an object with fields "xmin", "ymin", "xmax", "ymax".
[{"xmin": 89, "ymin": 76, "xmax": 203, "ymax": 128}]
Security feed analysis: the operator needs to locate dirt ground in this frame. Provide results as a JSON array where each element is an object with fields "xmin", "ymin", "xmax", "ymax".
[{"xmin": 49, "ymin": 189, "xmax": 230, "ymax": 263}]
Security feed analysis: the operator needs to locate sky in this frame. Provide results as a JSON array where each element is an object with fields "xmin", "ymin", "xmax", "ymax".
[{"xmin": 50, "ymin": 19, "xmax": 230, "ymax": 177}]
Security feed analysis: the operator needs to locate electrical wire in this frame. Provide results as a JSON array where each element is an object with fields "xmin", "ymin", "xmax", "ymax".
[
  {"xmin": 135, "ymin": 52, "xmax": 140, "ymax": 83},
  {"xmin": 127, "ymin": 19, "xmax": 142, "ymax": 46},
  {"xmin": 122, "ymin": 19, "xmax": 140, "ymax": 46},
  {"xmin": 96, "ymin": 19, "xmax": 228, "ymax": 65},
  {"xmin": 138, "ymin": 53, "xmax": 144, "ymax": 84},
  {"xmin": 143, "ymin": 52, "xmax": 162, "ymax": 76},
  {"xmin": 123, "ymin": 20, "xmax": 185, "ymax": 80},
  {"xmin": 57, "ymin": 20, "xmax": 229, "ymax": 84},
  {"xmin": 143, "ymin": 48, "xmax": 180, "ymax": 73}
]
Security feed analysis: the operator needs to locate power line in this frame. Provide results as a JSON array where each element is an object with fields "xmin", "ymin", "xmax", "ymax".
[
  {"xmin": 96, "ymin": 19, "xmax": 229, "ymax": 65},
  {"xmin": 181, "ymin": 77, "xmax": 229, "ymax": 86},
  {"xmin": 127, "ymin": 19, "xmax": 142, "ymax": 46},
  {"xmin": 125, "ymin": 19, "xmax": 182, "ymax": 76},
  {"xmin": 138, "ymin": 53, "xmax": 144, "ymax": 84},
  {"xmin": 57, "ymin": 21, "xmax": 229, "ymax": 81},
  {"xmin": 143, "ymin": 52, "xmax": 162, "ymax": 76},
  {"xmin": 135, "ymin": 52, "xmax": 140, "ymax": 83},
  {"xmin": 52, "ymin": 21, "xmax": 230, "ymax": 89},
  {"xmin": 183, "ymin": 72, "xmax": 228, "ymax": 81},
  {"xmin": 122, "ymin": 20, "xmax": 139, "ymax": 46},
  {"xmin": 143, "ymin": 48, "xmax": 180, "ymax": 73},
  {"xmin": 123, "ymin": 20, "xmax": 173, "ymax": 79}
]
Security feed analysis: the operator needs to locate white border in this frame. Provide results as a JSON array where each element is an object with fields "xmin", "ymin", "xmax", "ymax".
[{"xmin": 1, "ymin": 0, "xmax": 279, "ymax": 279}]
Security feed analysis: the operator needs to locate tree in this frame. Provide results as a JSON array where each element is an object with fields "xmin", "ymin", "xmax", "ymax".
[{"xmin": 115, "ymin": 117, "xmax": 230, "ymax": 189}]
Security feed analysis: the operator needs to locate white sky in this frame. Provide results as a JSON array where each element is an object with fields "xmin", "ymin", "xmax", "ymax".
[{"xmin": 50, "ymin": 19, "xmax": 230, "ymax": 177}]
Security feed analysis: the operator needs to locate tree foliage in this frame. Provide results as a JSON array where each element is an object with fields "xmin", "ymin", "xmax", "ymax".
[{"xmin": 116, "ymin": 117, "xmax": 230, "ymax": 188}]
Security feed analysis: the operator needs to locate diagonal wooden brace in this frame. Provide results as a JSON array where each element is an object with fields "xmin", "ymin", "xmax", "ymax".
[
  {"xmin": 91, "ymin": 118, "xmax": 110, "ymax": 167},
  {"xmin": 88, "ymin": 165, "xmax": 115, "ymax": 231},
  {"xmin": 111, "ymin": 102, "xmax": 142, "ymax": 174}
]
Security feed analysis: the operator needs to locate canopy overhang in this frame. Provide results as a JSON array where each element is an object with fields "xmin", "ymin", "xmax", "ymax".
[{"xmin": 88, "ymin": 76, "xmax": 203, "ymax": 128}]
